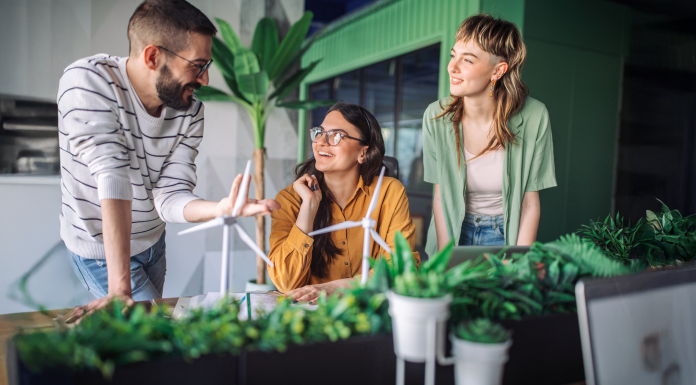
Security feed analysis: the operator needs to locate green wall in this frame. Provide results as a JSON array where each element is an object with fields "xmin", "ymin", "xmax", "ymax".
[
  {"xmin": 522, "ymin": 0, "xmax": 631, "ymax": 240},
  {"xmin": 298, "ymin": 0, "xmax": 631, "ymax": 243}
]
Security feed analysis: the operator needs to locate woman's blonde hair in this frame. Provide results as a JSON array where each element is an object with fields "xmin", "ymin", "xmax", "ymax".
[{"xmin": 436, "ymin": 13, "xmax": 528, "ymax": 167}]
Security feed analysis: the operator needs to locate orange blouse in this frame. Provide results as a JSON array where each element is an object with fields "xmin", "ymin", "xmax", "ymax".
[{"xmin": 268, "ymin": 175, "xmax": 421, "ymax": 293}]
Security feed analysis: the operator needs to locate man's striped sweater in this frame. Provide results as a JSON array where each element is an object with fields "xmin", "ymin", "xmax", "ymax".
[{"xmin": 58, "ymin": 54, "xmax": 204, "ymax": 259}]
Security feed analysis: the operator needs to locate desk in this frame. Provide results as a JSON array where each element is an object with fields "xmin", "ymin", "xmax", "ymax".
[{"xmin": 0, "ymin": 298, "xmax": 178, "ymax": 385}]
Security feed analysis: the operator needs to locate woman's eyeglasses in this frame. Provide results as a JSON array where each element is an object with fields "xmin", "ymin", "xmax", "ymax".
[{"xmin": 310, "ymin": 127, "xmax": 368, "ymax": 146}]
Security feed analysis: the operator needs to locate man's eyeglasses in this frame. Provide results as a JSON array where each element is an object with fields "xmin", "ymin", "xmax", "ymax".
[
  {"xmin": 310, "ymin": 127, "xmax": 368, "ymax": 146},
  {"xmin": 157, "ymin": 46, "xmax": 213, "ymax": 78}
]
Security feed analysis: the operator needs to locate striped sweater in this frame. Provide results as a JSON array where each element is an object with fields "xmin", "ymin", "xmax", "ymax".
[{"xmin": 58, "ymin": 54, "xmax": 204, "ymax": 259}]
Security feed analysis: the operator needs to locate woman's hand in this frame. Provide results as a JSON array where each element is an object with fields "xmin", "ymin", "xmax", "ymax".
[
  {"xmin": 293, "ymin": 174, "xmax": 322, "ymax": 210},
  {"xmin": 285, "ymin": 278, "xmax": 354, "ymax": 304},
  {"xmin": 293, "ymin": 174, "xmax": 322, "ymax": 234}
]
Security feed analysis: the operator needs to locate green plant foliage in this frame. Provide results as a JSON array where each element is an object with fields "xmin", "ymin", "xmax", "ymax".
[
  {"xmin": 447, "ymin": 234, "xmax": 635, "ymax": 322},
  {"xmin": 200, "ymin": 12, "xmax": 333, "ymax": 149},
  {"xmin": 15, "ymin": 283, "xmax": 390, "ymax": 378},
  {"xmin": 578, "ymin": 199, "xmax": 696, "ymax": 267},
  {"xmin": 387, "ymin": 232, "xmax": 452, "ymax": 298},
  {"xmin": 14, "ymin": 229, "xmax": 652, "ymax": 377},
  {"xmin": 454, "ymin": 319, "xmax": 510, "ymax": 344}
]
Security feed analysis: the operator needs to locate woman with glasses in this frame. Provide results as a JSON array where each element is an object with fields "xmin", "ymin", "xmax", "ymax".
[
  {"xmin": 268, "ymin": 102, "xmax": 420, "ymax": 303},
  {"xmin": 423, "ymin": 14, "xmax": 556, "ymax": 255}
]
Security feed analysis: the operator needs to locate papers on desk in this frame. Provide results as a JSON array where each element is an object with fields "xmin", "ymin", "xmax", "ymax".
[{"xmin": 173, "ymin": 291, "xmax": 297, "ymax": 320}]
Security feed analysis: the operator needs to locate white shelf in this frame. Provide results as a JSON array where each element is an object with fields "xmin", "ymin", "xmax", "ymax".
[{"xmin": 0, "ymin": 175, "xmax": 61, "ymax": 185}]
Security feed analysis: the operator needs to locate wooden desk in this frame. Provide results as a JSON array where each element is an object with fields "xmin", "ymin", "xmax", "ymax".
[{"xmin": 0, "ymin": 298, "xmax": 178, "ymax": 385}]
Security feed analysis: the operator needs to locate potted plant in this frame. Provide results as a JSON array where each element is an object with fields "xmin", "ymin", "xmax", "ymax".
[
  {"xmin": 196, "ymin": 13, "xmax": 333, "ymax": 291},
  {"xmin": 450, "ymin": 318, "xmax": 512, "ymax": 385},
  {"xmin": 382, "ymin": 232, "xmax": 453, "ymax": 368}
]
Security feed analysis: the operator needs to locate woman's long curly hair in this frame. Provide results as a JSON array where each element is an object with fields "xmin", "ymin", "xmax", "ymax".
[
  {"xmin": 295, "ymin": 102, "xmax": 387, "ymax": 278},
  {"xmin": 436, "ymin": 13, "xmax": 529, "ymax": 167}
]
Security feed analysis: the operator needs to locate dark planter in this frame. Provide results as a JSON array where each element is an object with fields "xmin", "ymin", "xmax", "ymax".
[{"xmin": 8, "ymin": 312, "xmax": 583, "ymax": 385}]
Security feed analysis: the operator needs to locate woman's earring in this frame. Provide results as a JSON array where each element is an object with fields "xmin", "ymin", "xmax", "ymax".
[{"xmin": 490, "ymin": 79, "xmax": 496, "ymax": 97}]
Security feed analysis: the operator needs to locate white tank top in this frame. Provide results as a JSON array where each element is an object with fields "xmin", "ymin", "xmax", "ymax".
[{"xmin": 464, "ymin": 147, "xmax": 504, "ymax": 216}]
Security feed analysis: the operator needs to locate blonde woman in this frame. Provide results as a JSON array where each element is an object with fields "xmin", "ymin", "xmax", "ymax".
[{"xmin": 423, "ymin": 14, "xmax": 556, "ymax": 255}]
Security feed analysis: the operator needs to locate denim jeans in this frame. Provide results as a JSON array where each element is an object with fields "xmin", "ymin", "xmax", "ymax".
[
  {"xmin": 68, "ymin": 230, "xmax": 167, "ymax": 301},
  {"xmin": 458, "ymin": 214, "xmax": 505, "ymax": 246}
]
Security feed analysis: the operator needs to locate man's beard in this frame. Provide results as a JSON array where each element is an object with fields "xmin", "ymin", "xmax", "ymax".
[{"xmin": 156, "ymin": 64, "xmax": 200, "ymax": 111}]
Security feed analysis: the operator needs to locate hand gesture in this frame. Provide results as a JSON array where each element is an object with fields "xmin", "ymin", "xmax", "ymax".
[
  {"xmin": 216, "ymin": 173, "xmax": 280, "ymax": 217},
  {"xmin": 293, "ymin": 174, "xmax": 322, "ymax": 212}
]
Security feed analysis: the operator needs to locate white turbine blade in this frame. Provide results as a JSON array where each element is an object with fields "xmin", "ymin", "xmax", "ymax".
[
  {"xmin": 370, "ymin": 229, "xmax": 392, "ymax": 254},
  {"xmin": 366, "ymin": 166, "xmax": 386, "ymax": 217},
  {"xmin": 233, "ymin": 223, "xmax": 274, "ymax": 267},
  {"xmin": 308, "ymin": 221, "xmax": 362, "ymax": 236},
  {"xmin": 231, "ymin": 160, "xmax": 252, "ymax": 217},
  {"xmin": 178, "ymin": 217, "xmax": 224, "ymax": 236}
]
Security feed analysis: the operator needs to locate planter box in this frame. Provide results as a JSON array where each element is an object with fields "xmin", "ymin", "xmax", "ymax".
[{"xmin": 8, "ymin": 313, "xmax": 583, "ymax": 385}]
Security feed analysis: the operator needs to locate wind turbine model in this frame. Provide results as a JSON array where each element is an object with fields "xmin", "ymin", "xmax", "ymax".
[
  {"xmin": 178, "ymin": 160, "xmax": 274, "ymax": 294},
  {"xmin": 308, "ymin": 166, "xmax": 391, "ymax": 285}
]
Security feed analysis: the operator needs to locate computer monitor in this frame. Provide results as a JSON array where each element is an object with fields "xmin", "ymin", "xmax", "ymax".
[
  {"xmin": 575, "ymin": 266, "xmax": 696, "ymax": 385},
  {"xmin": 447, "ymin": 246, "xmax": 530, "ymax": 268}
]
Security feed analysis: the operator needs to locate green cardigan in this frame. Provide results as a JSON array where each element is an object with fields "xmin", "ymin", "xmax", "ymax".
[{"xmin": 422, "ymin": 96, "xmax": 557, "ymax": 257}]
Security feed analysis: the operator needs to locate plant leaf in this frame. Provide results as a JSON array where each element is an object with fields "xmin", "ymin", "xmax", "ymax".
[
  {"xmin": 269, "ymin": 60, "xmax": 322, "ymax": 102},
  {"xmin": 267, "ymin": 11, "xmax": 313, "ymax": 80},
  {"xmin": 237, "ymin": 71, "xmax": 269, "ymax": 96},
  {"xmin": 421, "ymin": 240, "xmax": 454, "ymax": 274},
  {"xmin": 216, "ymin": 18, "xmax": 242, "ymax": 53},
  {"xmin": 251, "ymin": 18, "xmax": 279, "ymax": 71},
  {"xmin": 234, "ymin": 46, "xmax": 261, "ymax": 76}
]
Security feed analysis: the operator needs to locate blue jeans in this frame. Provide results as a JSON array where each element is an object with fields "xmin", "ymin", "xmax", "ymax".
[
  {"xmin": 68, "ymin": 231, "xmax": 167, "ymax": 301},
  {"xmin": 459, "ymin": 214, "xmax": 505, "ymax": 246}
]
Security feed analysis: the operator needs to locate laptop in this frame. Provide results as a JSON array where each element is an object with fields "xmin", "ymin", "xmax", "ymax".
[
  {"xmin": 576, "ymin": 266, "xmax": 696, "ymax": 385},
  {"xmin": 447, "ymin": 246, "xmax": 530, "ymax": 267}
]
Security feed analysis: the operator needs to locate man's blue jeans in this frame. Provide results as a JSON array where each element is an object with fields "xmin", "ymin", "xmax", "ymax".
[{"xmin": 68, "ymin": 231, "xmax": 167, "ymax": 301}]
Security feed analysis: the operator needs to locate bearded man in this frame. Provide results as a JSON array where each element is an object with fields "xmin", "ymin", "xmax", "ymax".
[{"xmin": 58, "ymin": 0, "xmax": 278, "ymax": 320}]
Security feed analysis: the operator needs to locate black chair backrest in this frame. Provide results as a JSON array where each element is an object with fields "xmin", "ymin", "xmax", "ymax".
[{"xmin": 383, "ymin": 156, "xmax": 399, "ymax": 179}]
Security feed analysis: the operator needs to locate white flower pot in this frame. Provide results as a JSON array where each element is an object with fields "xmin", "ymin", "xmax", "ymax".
[
  {"xmin": 387, "ymin": 291, "xmax": 452, "ymax": 362},
  {"xmin": 451, "ymin": 336, "xmax": 512, "ymax": 385},
  {"xmin": 245, "ymin": 279, "xmax": 277, "ymax": 292}
]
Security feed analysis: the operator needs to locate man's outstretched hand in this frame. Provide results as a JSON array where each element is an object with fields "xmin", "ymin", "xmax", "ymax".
[{"xmin": 215, "ymin": 173, "xmax": 280, "ymax": 218}]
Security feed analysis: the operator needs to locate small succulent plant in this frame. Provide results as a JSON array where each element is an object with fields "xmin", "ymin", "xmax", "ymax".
[{"xmin": 454, "ymin": 318, "xmax": 510, "ymax": 344}]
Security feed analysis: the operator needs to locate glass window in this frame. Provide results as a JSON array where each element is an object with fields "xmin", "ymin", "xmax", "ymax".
[
  {"xmin": 309, "ymin": 81, "xmax": 331, "ymax": 129},
  {"xmin": 334, "ymin": 70, "xmax": 360, "ymax": 105},
  {"xmin": 365, "ymin": 59, "xmax": 397, "ymax": 156},
  {"xmin": 397, "ymin": 46, "xmax": 440, "ymax": 194}
]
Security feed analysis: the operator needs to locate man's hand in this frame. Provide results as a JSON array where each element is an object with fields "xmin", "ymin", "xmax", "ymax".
[
  {"xmin": 65, "ymin": 290, "xmax": 135, "ymax": 324},
  {"xmin": 184, "ymin": 173, "xmax": 280, "ymax": 223},
  {"xmin": 284, "ymin": 278, "xmax": 354, "ymax": 304},
  {"xmin": 215, "ymin": 173, "xmax": 280, "ymax": 217}
]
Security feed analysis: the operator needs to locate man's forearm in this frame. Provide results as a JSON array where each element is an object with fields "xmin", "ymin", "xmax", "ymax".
[
  {"xmin": 102, "ymin": 199, "xmax": 133, "ymax": 295},
  {"xmin": 183, "ymin": 199, "xmax": 219, "ymax": 223}
]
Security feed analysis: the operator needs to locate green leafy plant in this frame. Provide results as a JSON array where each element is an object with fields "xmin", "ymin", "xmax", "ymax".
[
  {"xmin": 13, "ymin": 229, "xmax": 649, "ymax": 377},
  {"xmin": 15, "ymin": 285, "xmax": 390, "ymax": 377},
  {"xmin": 197, "ymin": 13, "xmax": 333, "ymax": 285},
  {"xmin": 448, "ymin": 234, "xmax": 635, "ymax": 322},
  {"xmin": 578, "ymin": 199, "xmax": 696, "ymax": 267},
  {"xmin": 454, "ymin": 318, "xmax": 510, "ymax": 344},
  {"xmin": 371, "ymin": 232, "xmax": 454, "ymax": 298}
]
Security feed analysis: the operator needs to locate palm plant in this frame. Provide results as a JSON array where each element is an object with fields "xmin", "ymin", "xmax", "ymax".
[{"xmin": 196, "ymin": 13, "xmax": 332, "ymax": 285}]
